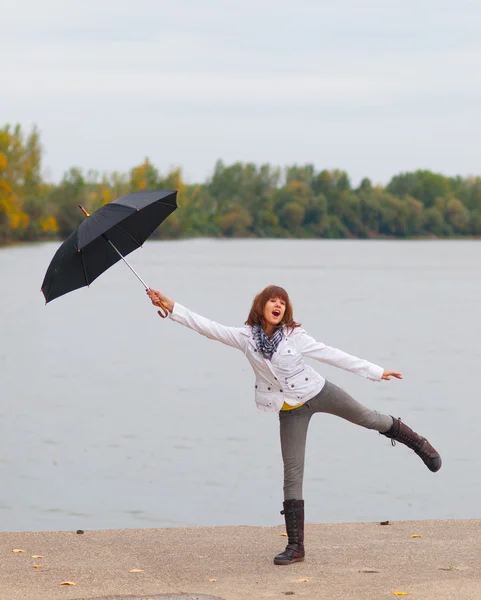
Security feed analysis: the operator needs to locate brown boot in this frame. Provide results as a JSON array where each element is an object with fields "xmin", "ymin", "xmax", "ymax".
[
  {"xmin": 274, "ymin": 499, "xmax": 305, "ymax": 565},
  {"xmin": 382, "ymin": 417, "xmax": 442, "ymax": 472}
]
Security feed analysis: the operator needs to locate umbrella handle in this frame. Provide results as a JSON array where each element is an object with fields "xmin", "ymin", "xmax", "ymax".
[{"xmin": 155, "ymin": 300, "xmax": 169, "ymax": 319}]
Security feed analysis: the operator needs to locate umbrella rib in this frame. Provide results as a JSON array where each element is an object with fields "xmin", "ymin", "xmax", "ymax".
[
  {"xmin": 113, "ymin": 223, "xmax": 143, "ymax": 247},
  {"xmin": 42, "ymin": 279, "xmax": 52, "ymax": 303},
  {"xmin": 80, "ymin": 249, "xmax": 90, "ymax": 286},
  {"xmin": 115, "ymin": 199, "xmax": 177, "ymax": 210}
]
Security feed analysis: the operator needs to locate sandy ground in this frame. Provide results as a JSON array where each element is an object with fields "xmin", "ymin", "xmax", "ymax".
[{"xmin": 1, "ymin": 519, "xmax": 481, "ymax": 600}]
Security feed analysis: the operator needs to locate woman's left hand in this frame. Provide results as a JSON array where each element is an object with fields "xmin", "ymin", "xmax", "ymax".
[{"xmin": 382, "ymin": 370, "xmax": 403, "ymax": 381}]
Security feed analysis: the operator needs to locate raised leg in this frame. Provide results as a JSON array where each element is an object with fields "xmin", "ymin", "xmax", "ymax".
[
  {"xmin": 381, "ymin": 417, "xmax": 442, "ymax": 472},
  {"xmin": 308, "ymin": 381, "xmax": 393, "ymax": 432}
]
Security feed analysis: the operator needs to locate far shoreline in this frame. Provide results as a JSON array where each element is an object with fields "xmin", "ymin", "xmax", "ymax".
[{"xmin": 2, "ymin": 234, "xmax": 481, "ymax": 250}]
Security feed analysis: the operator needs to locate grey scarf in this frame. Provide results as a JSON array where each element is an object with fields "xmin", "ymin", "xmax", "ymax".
[{"xmin": 253, "ymin": 323, "xmax": 283, "ymax": 360}]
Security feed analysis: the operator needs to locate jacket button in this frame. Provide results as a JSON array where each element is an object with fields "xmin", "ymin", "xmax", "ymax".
[
  {"xmin": 274, "ymin": 377, "xmax": 278, "ymax": 380},
  {"xmin": 268, "ymin": 387, "xmax": 271, "ymax": 391},
  {"xmin": 287, "ymin": 350, "xmax": 291, "ymax": 353},
  {"xmin": 290, "ymin": 384, "xmax": 294, "ymax": 388},
  {"xmin": 280, "ymin": 389, "xmax": 283, "ymax": 392},
  {"xmin": 255, "ymin": 385, "xmax": 258, "ymax": 388},
  {"xmin": 305, "ymin": 377, "xmax": 308, "ymax": 381}
]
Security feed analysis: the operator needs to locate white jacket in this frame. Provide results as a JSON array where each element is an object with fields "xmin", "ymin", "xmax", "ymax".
[{"xmin": 169, "ymin": 303, "xmax": 384, "ymax": 413}]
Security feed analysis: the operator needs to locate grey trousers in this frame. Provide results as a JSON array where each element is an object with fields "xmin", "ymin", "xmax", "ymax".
[{"xmin": 279, "ymin": 380, "xmax": 393, "ymax": 500}]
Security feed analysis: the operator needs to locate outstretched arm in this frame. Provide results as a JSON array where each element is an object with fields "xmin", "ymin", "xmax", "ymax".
[
  {"xmin": 147, "ymin": 288, "xmax": 247, "ymax": 351},
  {"xmin": 297, "ymin": 330, "xmax": 402, "ymax": 382}
]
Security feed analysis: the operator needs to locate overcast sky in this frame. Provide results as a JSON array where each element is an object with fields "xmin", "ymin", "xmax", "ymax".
[{"xmin": 2, "ymin": 0, "xmax": 481, "ymax": 185}]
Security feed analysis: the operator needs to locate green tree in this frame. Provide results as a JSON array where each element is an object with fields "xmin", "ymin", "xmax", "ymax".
[
  {"xmin": 423, "ymin": 206, "xmax": 444, "ymax": 236},
  {"xmin": 444, "ymin": 195, "xmax": 469, "ymax": 233},
  {"xmin": 387, "ymin": 170, "xmax": 452, "ymax": 207},
  {"xmin": 3, "ymin": 121, "xmax": 481, "ymax": 245},
  {"xmin": 280, "ymin": 201, "xmax": 305, "ymax": 231}
]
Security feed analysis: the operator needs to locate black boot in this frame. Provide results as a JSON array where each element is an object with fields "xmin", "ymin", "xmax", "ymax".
[
  {"xmin": 382, "ymin": 417, "xmax": 442, "ymax": 472},
  {"xmin": 274, "ymin": 499, "xmax": 305, "ymax": 565}
]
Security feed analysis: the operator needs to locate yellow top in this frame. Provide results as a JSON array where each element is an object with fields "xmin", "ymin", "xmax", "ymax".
[{"xmin": 281, "ymin": 401, "xmax": 304, "ymax": 411}]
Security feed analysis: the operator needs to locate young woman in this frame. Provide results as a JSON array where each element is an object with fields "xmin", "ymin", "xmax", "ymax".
[{"xmin": 147, "ymin": 285, "xmax": 441, "ymax": 566}]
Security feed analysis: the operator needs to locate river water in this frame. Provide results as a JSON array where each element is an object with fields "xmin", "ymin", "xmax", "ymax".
[{"xmin": 1, "ymin": 239, "xmax": 480, "ymax": 532}]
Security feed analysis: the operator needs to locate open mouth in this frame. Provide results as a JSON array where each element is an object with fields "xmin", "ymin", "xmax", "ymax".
[{"xmin": 272, "ymin": 310, "xmax": 281, "ymax": 318}]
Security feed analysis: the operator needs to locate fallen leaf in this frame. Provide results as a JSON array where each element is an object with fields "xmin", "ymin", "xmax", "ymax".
[
  {"xmin": 208, "ymin": 578, "xmax": 217, "ymax": 582},
  {"xmin": 393, "ymin": 592, "xmax": 410, "ymax": 596},
  {"xmin": 12, "ymin": 549, "xmax": 25, "ymax": 553},
  {"xmin": 297, "ymin": 578, "xmax": 310, "ymax": 582},
  {"xmin": 31, "ymin": 555, "xmax": 43, "ymax": 558},
  {"xmin": 410, "ymin": 534, "xmax": 423, "ymax": 538},
  {"xmin": 128, "ymin": 568, "xmax": 144, "ymax": 573},
  {"xmin": 33, "ymin": 565, "xmax": 41, "ymax": 569},
  {"xmin": 359, "ymin": 569, "xmax": 380, "ymax": 573},
  {"xmin": 280, "ymin": 533, "xmax": 288, "ymax": 537},
  {"xmin": 60, "ymin": 581, "xmax": 76, "ymax": 586}
]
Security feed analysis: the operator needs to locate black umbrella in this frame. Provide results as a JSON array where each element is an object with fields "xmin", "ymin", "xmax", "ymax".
[{"xmin": 41, "ymin": 189, "xmax": 178, "ymax": 312}]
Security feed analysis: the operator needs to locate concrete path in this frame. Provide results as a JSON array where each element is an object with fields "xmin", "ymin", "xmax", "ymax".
[{"xmin": 1, "ymin": 520, "xmax": 481, "ymax": 600}]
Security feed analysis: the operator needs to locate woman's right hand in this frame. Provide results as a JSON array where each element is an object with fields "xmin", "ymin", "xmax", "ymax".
[
  {"xmin": 146, "ymin": 288, "xmax": 162, "ymax": 305},
  {"xmin": 146, "ymin": 288, "xmax": 174, "ymax": 316}
]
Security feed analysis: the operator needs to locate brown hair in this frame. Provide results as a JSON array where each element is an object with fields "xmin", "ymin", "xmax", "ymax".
[{"xmin": 245, "ymin": 285, "xmax": 301, "ymax": 331}]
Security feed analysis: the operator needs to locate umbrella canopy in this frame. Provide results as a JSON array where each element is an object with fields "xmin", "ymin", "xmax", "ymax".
[{"xmin": 41, "ymin": 189, "xmax": 178, "ymax": 303}]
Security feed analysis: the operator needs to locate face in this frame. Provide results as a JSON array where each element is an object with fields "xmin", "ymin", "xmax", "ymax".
[{"xmin": 263, "ymin": 296, "xmax": 286, "ymax": 328}]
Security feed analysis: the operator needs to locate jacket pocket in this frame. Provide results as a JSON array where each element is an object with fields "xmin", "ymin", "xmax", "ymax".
[
  {"xmin": 283, "ymin": 369, "xmax": 310, "ymax": 400},
  {"xmin": 285, "ymin": 368, "xmax": 305, "ymax": 383},
  {"xmin": 255, "ymin": 381, "xmax": 276, "ymax": 409},
  {"xmin": 278, "ymin": 346, "xmax": 302, "ymax": 370}
]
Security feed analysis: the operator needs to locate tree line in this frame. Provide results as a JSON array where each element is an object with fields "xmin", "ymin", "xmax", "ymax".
[{"xmin": 1, "ymin": 123, "xmax": 481, "ymax": 245}]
